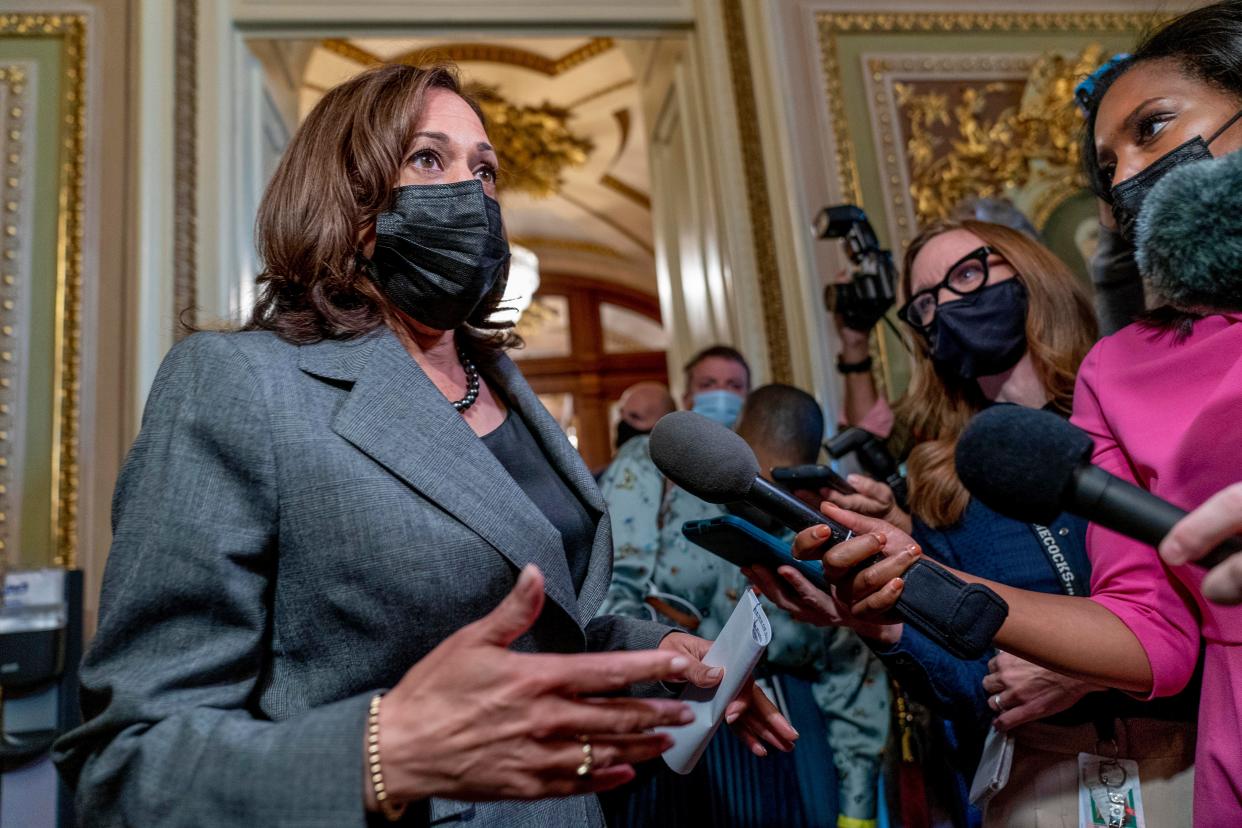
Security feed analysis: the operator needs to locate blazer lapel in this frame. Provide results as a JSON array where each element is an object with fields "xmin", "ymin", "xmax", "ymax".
[
  {"xmin": 300, "ymin": 331, "xmax": 580, "ymax": 626},
  {"xmin": 481, "ymin": 354, "xmax": 614, "ymax": 623}
]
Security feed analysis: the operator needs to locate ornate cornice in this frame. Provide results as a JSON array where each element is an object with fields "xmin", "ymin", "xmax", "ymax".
[{"xmin": 322, "ymin": 37, "xmax": 616, "ymax": 77}]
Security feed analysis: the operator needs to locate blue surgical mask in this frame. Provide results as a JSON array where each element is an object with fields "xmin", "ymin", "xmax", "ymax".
[{"xmin": 692, "ymin": 389, "xmax": 744, "ymax": 428}]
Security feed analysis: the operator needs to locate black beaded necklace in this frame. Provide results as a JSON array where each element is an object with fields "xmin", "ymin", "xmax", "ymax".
[{"xmin": 452, "ymin": 347, "xmax": 481, "ymax": 413}]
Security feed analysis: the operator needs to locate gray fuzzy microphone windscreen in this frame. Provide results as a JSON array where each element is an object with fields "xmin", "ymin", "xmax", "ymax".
[
  {"xmin": 955, "ymin": 406, "xmax": 1095, "ymax": 525},
  {"xmin": 648, "ymin": 411, "xmax": 760, "ymax": 503},
  {"xmin": 1136, "ymin": 147, "xmax": 1242, "ymax": 312}
]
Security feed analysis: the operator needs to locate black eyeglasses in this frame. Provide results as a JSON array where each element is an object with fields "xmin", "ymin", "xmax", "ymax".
[{"xmin": 899, "ymin": 246, "xmax": 1000, "ymax": 332}]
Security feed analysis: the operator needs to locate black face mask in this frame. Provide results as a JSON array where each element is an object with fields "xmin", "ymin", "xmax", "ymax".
[
  {"xmin": 366, "ymin": 180, "xmax": 510, "ymax": 331},
  {"xmin": 615, "ymin": 420, "xmax": 649, "ymax": 451},
  {"xmin": 1111, "ymin": 108, "xmax": 1242, "ymax": 243},
  {"xmin": 929, "ymin": 279, "xmax": 1028, "ymax": 380}
]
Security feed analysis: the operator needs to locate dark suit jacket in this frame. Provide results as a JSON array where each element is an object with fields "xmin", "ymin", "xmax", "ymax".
[{"xmin": 54, "ymin": 328, "xmax": 668, "ymax": 827}]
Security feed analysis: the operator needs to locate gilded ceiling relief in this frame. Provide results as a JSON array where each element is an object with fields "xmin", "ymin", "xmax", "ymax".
[
  {"xmin": 465, "ymin": 84, "xmax": 594, "ymax": 198},
  {"xmin": 894, "ymin": 44, "xmax": 1106, "ymax": 230}
]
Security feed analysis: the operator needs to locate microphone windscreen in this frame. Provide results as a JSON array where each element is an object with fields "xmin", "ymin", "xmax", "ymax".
[
  {"xmin": 648, "ymin": 411, "xmax": 759, "ymax": 503},
  {"xmin": 955, "ymin": 406, "xmax": 1094, "ymax": 525},
  {"xmin": 1136, "ymin": 148, "xmax": 1242, "ymax": 312}
]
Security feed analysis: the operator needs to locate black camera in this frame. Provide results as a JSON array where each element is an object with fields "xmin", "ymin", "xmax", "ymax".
[
  {"xmin": 825, "ymin": 426, "xmax": 909, "ymax": 512},
  {"xmin": 815, "ymin": 205, "xmax": 897, "ymax": 333}
]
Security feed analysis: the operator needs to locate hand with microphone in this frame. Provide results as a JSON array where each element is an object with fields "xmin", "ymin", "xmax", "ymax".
[
  {"xmin": 1161, "ymin": 483, "xmax": 1242, "ymax": 605},
  {"xmin": 954, "ymin": 405, "xmax": 1242, "ymax": 574},
  {"xmin": 649, "ymin": 411, "xmax": 1009, "ymax": 660}
]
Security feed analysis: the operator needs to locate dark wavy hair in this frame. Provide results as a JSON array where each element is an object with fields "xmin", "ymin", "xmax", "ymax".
[{"xmin": 244, "ymin": 63, "xmax": 517, "ymax": 350}]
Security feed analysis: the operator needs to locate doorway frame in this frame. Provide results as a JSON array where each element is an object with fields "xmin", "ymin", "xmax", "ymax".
[{"xmin": 136, "ymin": 0, "xmax": 799, "ymax": 411}]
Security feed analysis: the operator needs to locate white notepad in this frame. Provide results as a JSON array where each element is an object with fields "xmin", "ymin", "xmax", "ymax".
[{"xmin": 658, "ymin": 590, "xmax": 772, "ymax": 774}]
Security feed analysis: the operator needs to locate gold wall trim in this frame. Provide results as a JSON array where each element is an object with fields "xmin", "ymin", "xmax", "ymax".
[
  {"xmin": 322, "ymin": 37, "xmax": 616, "ymax": 77},
  {"xmin": 0, "ymin": 63, "xmax": 29, "ymax": 569},
  {"xmin": 600, "ymin": 173, "xmax": 651, "ymax": 211},
  {"xmin": 0, "ymin": 13, "xmax": 87, "ymax": 569},
  {"xmin": 720, "ymin": 0, "xmax": 790, "ymax": 384},
  {"xmin": 174, "ymin": 0, "xmax": 197, "ymax": 337}
]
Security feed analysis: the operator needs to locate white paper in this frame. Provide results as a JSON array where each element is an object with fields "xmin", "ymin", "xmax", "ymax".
[
  {"xmin": 969, "ymin": 726, "xmax": 1014, "ymax": 806},
  {"xmin": 659, "ymin": 590, "xmax": 771, "ymax": 774}
]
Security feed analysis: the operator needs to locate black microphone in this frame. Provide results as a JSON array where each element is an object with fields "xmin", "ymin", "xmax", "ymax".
[
  {"xmin": 955, "ymin": 406, "xmax": 1242, "ymax": 569},
  {"xmin": 650, "ymin": 411, "xmax": 1008, "ymax": 660}
]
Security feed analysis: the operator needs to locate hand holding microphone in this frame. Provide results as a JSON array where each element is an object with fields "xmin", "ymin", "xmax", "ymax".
[
  {"xmin": 649, "ymin": 412, "xmax": 1008, "ymax": 660},
  {"xmin": 954, "ymin": 406, "xmax": 1242, "ymax": 603},
  {"xmin": 1161, "ymin": 483, "xmax": 1242, "ymax": 605}
]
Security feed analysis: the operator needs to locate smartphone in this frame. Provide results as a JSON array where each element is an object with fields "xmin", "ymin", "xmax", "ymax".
[
  {"xmin": 681, "ymin": 515, "xmax": 828, "ymax": 591},
  {"xmin": 771, "ymin": 464, "xmax": 856, "ymax": 496}
]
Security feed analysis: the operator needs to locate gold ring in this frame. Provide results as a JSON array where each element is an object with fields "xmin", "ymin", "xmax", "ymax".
[{"xmin": 576, "ymin": 740, "xmax": 594, "ymax": 777}]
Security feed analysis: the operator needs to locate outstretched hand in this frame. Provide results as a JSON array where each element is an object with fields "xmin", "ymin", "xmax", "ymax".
[{"xmin": 372, "ymin": 566, "xmax": 703, "ymax": 808}]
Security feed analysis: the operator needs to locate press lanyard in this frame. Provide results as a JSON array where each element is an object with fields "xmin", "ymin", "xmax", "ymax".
[{"xmin": 1029, "ymin": 523, "xmax": 1082, "ymax": 597}]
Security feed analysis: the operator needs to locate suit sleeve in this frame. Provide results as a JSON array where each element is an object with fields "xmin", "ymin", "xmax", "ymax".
[
  {"xmin": 1070, "ymin": 343, "xmax": 1201, "ymax": 699},
  {"xmin": 53, "ymin": 334, "xmax": 375, "ymax": 828}
]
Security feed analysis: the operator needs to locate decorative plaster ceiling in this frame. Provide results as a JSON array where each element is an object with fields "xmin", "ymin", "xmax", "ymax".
[{"xmin": 298, "ymin": 36, "xmax": 657, "ymax": 292}]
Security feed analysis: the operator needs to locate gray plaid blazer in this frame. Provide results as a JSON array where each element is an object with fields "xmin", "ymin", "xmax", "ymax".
[{"xmin": 54, "ymin": 328, "xmax": 668, "ymax": 827}]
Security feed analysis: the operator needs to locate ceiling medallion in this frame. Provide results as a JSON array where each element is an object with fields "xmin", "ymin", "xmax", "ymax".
[{"xmin": 466, "ymin": 84, "xmax": 593, "ymax": 198}]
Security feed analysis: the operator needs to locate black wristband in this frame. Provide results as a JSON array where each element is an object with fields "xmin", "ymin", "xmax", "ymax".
[{"xmin": 836, "ymin": 355, "xmax": 873, "ymax": 374}]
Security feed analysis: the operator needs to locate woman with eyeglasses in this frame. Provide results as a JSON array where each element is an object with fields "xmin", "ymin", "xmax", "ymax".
[
  {"xmin": 755, "ymin": 218, "xmax": 1195, "ymax": 826},
  {"xmin": 771, "ymin": 4, "xmax": 1242, "ymax": 824}
]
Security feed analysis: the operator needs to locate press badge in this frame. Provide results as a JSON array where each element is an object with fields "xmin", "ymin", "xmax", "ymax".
[{"xmin": 1077, "ymin": 753, "xmax": 1146, "ymax": 828}]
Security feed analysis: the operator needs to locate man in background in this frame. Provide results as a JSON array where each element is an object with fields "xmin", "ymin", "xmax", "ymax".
[{"xmin": 614, "ymin": 381, "xmax": 676, "ymax": 452}]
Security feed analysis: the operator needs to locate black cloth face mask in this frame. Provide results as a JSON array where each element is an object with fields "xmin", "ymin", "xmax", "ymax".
[
  {"xmin": 366, "ymin": 179, "xmax": 510, "ymax": 331},
  {"xmin": 929, "ymin": 278, "xmax": 1029, "ymax": 380},
  {"xmin": 615, "ymin": 420, "xmax": 649, "ymax": 451},
  {"xmin": 1111, "ymin": 108, "xmax": 1242, "ymax": 243}
]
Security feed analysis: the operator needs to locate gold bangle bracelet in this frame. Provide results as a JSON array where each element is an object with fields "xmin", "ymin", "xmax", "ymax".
[{"xmin": 368, "ymin": 694, "xmax": 408, "ymax": 822}]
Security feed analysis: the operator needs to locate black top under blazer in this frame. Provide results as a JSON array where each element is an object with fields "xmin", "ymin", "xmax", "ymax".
[{"xmin": 54, "ymin": 327, "xmax": 669, "ymax": 827}]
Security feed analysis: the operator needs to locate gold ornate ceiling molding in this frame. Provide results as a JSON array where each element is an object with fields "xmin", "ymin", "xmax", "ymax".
[
  {"xmin": 863, "ymin": 52, "xmax": 1036, "ymax": 251},
  {"xmin": 816, "ymin": 12, "xmax": 1155, "ymax": 206},
  {"xmin": 466, "ymin": 84, "xmax": 593, "ymax": 198},
  {"xmin": 321, "ymin": 37, "xmax": 616, "ymax": 77},
  {"xmin": 0, "ymin": 13, "xmax": 87, "ymax": 569},
  {"xmin": 600, "ymin": 174, "xmax": 650, "ymax": 211},
  {"xmin": 895, "ymin": 45, "xmax": 1104, "ymax": 231}
]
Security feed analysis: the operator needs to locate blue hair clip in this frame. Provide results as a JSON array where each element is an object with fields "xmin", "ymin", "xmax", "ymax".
[{"xmin": 1075, "ymin": 53, "xmax": 1133, "ymax": 115}]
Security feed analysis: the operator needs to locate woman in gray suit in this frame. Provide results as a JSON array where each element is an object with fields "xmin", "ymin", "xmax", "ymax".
[{"xmin": 54, "ymin": 64, "xmax": 795, "ymax": 826}]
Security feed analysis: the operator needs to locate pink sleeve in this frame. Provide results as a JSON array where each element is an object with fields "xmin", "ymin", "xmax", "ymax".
[{"xmin": 1070, "ymin": 344, "xmax": 1202, "ymax": 699}]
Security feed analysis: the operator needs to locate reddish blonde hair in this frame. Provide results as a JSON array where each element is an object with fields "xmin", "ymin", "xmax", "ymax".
[{"xmin": 893, "ymin": 220, "xmax": 1097, "ymax": 527}]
